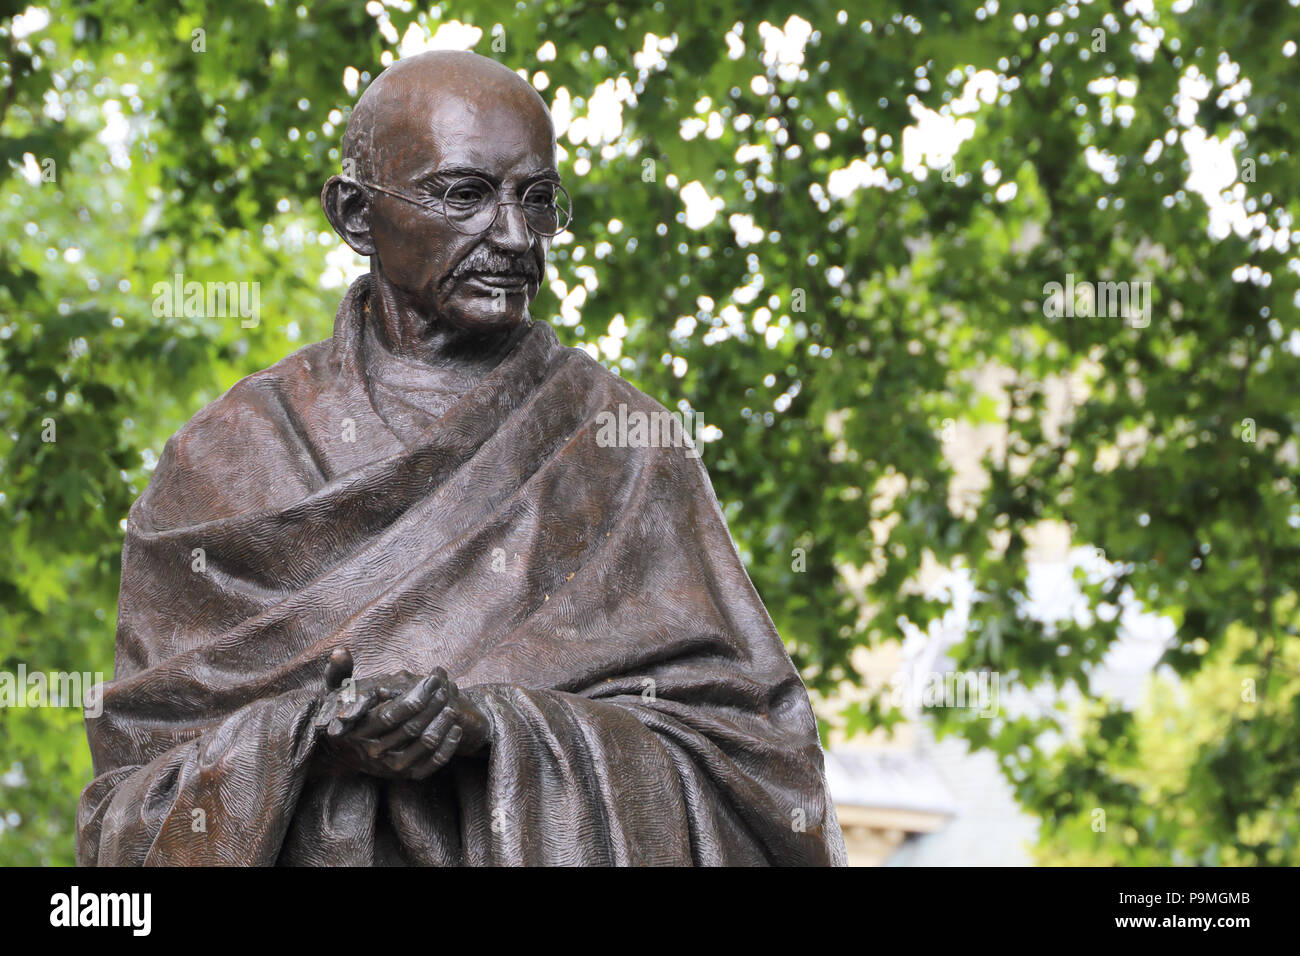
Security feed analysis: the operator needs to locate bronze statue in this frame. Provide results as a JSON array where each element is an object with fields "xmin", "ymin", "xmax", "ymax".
[{"xmin": 76, "ymin": 50, "xmax": 846, "ymax": 866}]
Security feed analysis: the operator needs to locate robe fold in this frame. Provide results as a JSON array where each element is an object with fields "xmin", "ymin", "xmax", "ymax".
[{"xmin": 76, "ymin": 275, "xmax": 847, "ymax": 866}]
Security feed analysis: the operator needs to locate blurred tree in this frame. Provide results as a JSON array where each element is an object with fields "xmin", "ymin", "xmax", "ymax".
[{"xmin": 1, "ymin": 0, "xmax": 1297, "ymax": 865}]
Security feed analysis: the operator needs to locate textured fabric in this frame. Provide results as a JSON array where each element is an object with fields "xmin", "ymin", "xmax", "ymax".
[{"xmin": 77, "ymin": 275, "xmax": 847, "ymax": 866}]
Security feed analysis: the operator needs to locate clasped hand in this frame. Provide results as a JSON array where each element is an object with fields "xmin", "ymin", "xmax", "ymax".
[{"xmin": 314, "ymin": 649, "xmax": 491, "ymax": 780}]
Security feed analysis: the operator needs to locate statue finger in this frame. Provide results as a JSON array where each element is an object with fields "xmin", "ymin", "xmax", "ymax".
[
  {"xmin": 383, "ymin": 736, "xmax": 437, "ymax": 774},
  {"xmin": 324, "ymin": 647, "xmax": 353, "ymax": 690},
  {"xmin": 378, "ymin": 673, "xmax": 440, "ymax": 721},
  {"xmin": 317, "ymin": 688, "xmax": 364, "ymax": 734},
  {"xmin": 432, "ymin": 723, "xmax": 462, "ymax": 765},
  {"xmin": 379, "ymin": 712, "xmax": 454, "ymax": 774},
  {"xmin": 408, "ymin": 725, "xmax": 462, "ymax": 780},
  {"xmin": 359, "ymin": 732, "xmax": 397, "ymax": 760},
  {"xmin": 353, "ymin": 675, "xmax": 437, "ymax": 737},
  {"xmin": 389, "ymin": 706, "xmax": 456, "ymax": 769},
  {"xmin": 417, "ymin": 705, "xmax": 457, "ymax": 752},
  {"xmin": 357, "ymin": 691, "xmax": 445, "ymax": 757},
  {"xmin": 371, "ymin": 686, "xmax": 450, "ymax": 752},
  {"xmin": 333, "ymin": 686, "xmax": 389, "ymax": 728}
]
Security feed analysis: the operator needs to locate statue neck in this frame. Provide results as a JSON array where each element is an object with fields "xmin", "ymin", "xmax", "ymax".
[{"xmin": 366, "ymin": 264, "xmax": 531, "ymax": 378}]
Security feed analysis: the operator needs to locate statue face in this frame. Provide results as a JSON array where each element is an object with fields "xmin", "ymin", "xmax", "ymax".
[{"xmin": 366, "ymin": 84, "xmax": 557, "ymax": 337}]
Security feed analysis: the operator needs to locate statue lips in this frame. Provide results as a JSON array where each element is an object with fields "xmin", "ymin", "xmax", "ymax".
[
  {"xmin": 460, "ymin": 267, "xmax": 535, "ymax": 297},
  {"xmin": 462, "ymin": 271, "xmax": 530, "ymax": 294},
  {"xmin": 449, "ymin": 250, "xmax": 540, "ymax": 297}
]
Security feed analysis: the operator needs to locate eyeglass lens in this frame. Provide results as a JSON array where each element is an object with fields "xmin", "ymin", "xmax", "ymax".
[{"xmin": 443, "ymin": 177, "xmax": 572, "ymax": 236}]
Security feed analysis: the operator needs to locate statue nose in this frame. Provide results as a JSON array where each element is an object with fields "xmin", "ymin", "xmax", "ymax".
[{"xmin": 488, "ymin": 201, "xmax": 533, "ymax": 254}]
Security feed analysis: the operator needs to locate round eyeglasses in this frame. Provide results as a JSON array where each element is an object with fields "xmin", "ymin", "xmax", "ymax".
[{"xmin": 354, "ymin": 175, "xmax": 573, "ymax": 238}]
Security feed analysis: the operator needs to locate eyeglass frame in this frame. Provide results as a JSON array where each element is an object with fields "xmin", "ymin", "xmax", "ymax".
[{"xmin": 343, "ymin": 173, "xmax": 573, "ymax": 238}]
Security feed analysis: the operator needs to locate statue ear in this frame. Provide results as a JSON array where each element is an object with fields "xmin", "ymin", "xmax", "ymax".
[{"xmin": 322, "ymin": 175, "xmax": 376, "ymax": 256}]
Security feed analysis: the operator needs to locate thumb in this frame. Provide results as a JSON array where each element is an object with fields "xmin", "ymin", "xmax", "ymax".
[{"xmin": 324, "ymin": 647, "xmax": 354, "ymax": 690}]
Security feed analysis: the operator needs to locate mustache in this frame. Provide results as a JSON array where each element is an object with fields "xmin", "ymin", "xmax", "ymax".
[{"xmin": 451, "ymin": 251, "xmax": 540, "ymax": 280}]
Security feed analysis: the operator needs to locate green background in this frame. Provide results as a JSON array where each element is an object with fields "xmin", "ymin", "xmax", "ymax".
[{"xmin": 2, "ymin": 0, "xmax": 1298, "ymax": 865}]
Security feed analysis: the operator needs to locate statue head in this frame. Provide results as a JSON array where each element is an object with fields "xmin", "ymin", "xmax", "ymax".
[{"xmin": 323, "ymin": 50, "xmax": 562, "ymax": 343}]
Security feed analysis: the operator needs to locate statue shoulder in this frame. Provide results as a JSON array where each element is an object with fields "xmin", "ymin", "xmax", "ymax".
[
  {"xmin": 560, "ymin": 342, "xmax": 669, "ymax": 415},
  {"xmin": 134, "ymin": 340, "xmax": 336, "ymax": 531},
  {"xmin": 565, "ymin": 350, "xmax": 712, "ymax": 479}
]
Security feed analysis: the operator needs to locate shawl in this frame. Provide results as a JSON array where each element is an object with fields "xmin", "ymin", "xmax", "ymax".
[{"xmin": 76, "ymin": 275, "xmax": 846, "ymax": 866}]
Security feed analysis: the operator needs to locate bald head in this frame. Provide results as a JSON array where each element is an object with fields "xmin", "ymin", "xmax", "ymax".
[
  {"xmin": 343, "ymin": 50, "xmax": 555, "ymax": 183},
  {"xmin": 323, "ymin": 49, "xmax": 560, "ymax": 347}
]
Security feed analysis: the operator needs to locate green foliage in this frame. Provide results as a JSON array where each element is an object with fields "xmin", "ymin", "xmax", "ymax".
[{"xmin": 2, "ymin": 0, "xmax": 1297, "ymax": 865}]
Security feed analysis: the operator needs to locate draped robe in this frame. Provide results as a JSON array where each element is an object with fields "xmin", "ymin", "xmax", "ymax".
[{"xmin": 76, "ymin": 275, "xmax": 847, "ymax": 866}]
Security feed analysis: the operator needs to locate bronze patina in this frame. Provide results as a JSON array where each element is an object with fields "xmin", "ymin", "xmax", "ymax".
[{"xmin": 77, "ymin": 50, "xmax": 846, "ymax": 866}]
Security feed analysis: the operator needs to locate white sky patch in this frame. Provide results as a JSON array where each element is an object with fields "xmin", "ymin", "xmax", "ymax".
[
  {"xmin": 19, "ymin": 152, "xmax": 42, "ymax": 186},
  {"xmin": 573, "ymin": 263, "xmax": 599, "ymax": 293},
  {"xmin": 897, "ymin": 547, "xmax": 1176, "ymax": 722},
  {"xmin": 671, "ymin": 314, "xmax": 697, "ymax": 341},
  {"xmin": 732, "ymin": 271, "xmax": 765, "ymax": 305},
  {"xmin": 678, "ymin": 116, "xmax": 704, "ymax": 140},
  {"xmin": 1181, "ymin": 126, "xmax": 1253, "ymax": 240},
  {"xmin": 1101, "ymin": 59, "xmax": 1267, "ymax": 246},
  {"xmin": 826, "ymin": 157, "xmax": 889, "ymax": 199},
  {"xmin": 98, "ymin": 100, "xmax": 132, "ymax": 169},
  {"xmin": 321, "ymin": 243, "xmax": 368, "ymax": 289},
  {"xmin": 11, "ymin": 6, "xmax": 50, "ymax": 38},
  {"xmin": 556, "ymin": 77, "xmax": 635, "ymax": 151},
  {"xmin": 735, "ymin": 142, "xmax": 772, "ymax": 166},
  {"xmin": 396, "ymin": 20, "xmax": 481, "ymax": 56},
  {"xmin": 758, "ymin": 15, "xmax": 812, "ymax": 83},
  {"xmin": 950, "ymin": 69, "xmax": 1001, "ymax": 115},
  {"xmin": 729, "ymin": 213, "xmax": 765, "ymax": 247},
  {"xmin": 719, "ymin": 303, "xmax": 745, "ymax": 335},
  {"xmin": 1087, "ymin": 76, "xmax": 1139, "ymax": 99},
  {"xmin": 43, "ymin": 87, "xmax": 66, "ymax": 122},
  {"xmin": 633, "ymin": 32, "xmax": 677, "ymax": 73},
  {"xmin": 701, "ymin": 303, "xmax": 748, "ymax": 346},
  {"xmin": 725, "ymin": 25, "xmax": 746, "ymax": 60},
  {"xmin": 680, "ymin": 180, "xmax": 723, "ymax": 229},
  {"xmin": 546, "ymin": 275, "xmax": 589, "ymax": 327},
  {"xmin": 585, "ymin": 78, "xmax": 633, "ymax": 144},
  {"xmin": 598, "ymin": 313, "xmax": 627, "ymax": 361},
  {"xmin": 561, "ymin": 283, "xmax": 588, "ymax": 325},
  {"xmin": 1174, "ymin": 66, "xmax": 1212, "ymax": 127},
  {"xmin": 896, "ymin": 70, "xmax": 998, "ymax": 183},
  {"xmin": 1084, "ymin": 145, "xmax": 1120, "ymax": 185},
  {"xmin": 902, "ymin": 103, "xmax": 976, "ymax": 177},
  {"xmin": 374, "ymin": 12, "xmax": 399, "ymax": 45},
  {"xmin": 550, "ymin": 87, "xmax": 572, "ymax": 138}
]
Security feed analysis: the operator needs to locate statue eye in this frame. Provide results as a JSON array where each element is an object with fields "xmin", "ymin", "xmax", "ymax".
[
  {"xmin": 523, "ymin": 187, "xmax": 554, "ymax": 212},
  {"xmin": 445, "ymin": 181, "xmax": 492, "ymax": 208}
]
